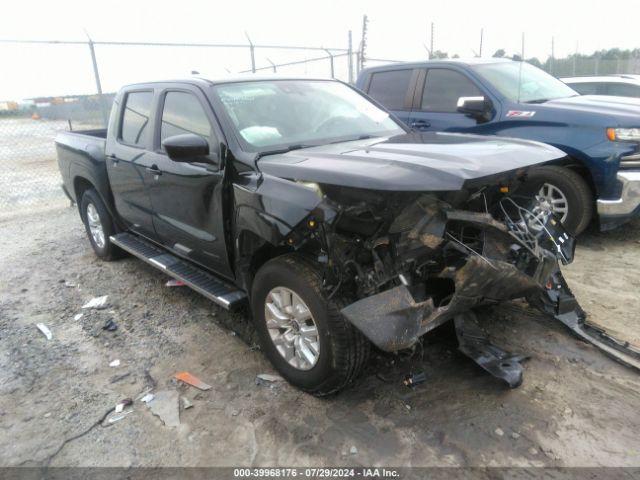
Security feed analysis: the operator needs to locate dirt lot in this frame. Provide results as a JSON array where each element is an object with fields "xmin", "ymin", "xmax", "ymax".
[{"xmin": 1, "ymin": 205, "xmax": 639, "ymax": 468}]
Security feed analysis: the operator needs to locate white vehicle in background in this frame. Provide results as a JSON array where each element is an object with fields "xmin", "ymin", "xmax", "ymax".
[{"xmin": 561, "ymin": 75, "xmax": 640, "ymax": 98}]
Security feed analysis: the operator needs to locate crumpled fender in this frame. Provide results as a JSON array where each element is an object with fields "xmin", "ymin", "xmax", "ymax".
[{"xmin": 233, "ymin": 173, "xmax": 324, "ymax": 247}]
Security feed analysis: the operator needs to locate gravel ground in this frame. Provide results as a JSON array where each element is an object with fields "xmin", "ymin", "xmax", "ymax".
[{"xmin": 0, "ymin": 206, "xmax": 639, "ymax": 468}]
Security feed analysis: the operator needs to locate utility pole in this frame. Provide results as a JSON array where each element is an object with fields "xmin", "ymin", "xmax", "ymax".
[
  {"xmin": 348, "ymin": 30, "xmax": 353, "ymax": 83},
  {"xmin": 85, "ymin": 32, "xmax": 108, "ymax": 127},
  {"xmin": 245, "ymin": 31, "xmax": 255, "ymax": 73},
  {"xmin": 573, "ymin": 41, "xmax": 578, "ymax": 75},
  {"xmin": 429, "ymin": 22, "xmax": 434, "ymax": 59},
  {"xmin": 479, "ymin": 28, "xmax": 483, "ymax": 57},
  {"xmin": 550, "ymin": 36, "xmax": 555, "ymax": 74},
  {"xmin": 521, "ymin": 32, "xmax": 525, "ymax": 60},
  {"xmin": 324, "ymin": 49, "xmax": 335, "ymax": 78},
  {"xmin": 359, "ymin": 14, "xmax": 369, "ymax": 72}
]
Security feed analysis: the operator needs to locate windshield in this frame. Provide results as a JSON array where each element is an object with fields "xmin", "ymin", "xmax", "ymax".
[
  {"xmin": 473, "ymin": 62, "xmax": 578, "ymax": 103},
  {"xmin": 212, "ymin": 80, "xmax": 404, "ymax": 153}
]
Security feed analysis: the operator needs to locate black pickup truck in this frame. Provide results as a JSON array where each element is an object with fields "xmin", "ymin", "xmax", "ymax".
[{"xmin": 55, "ymin": 76, "xmax": 639, "ymax": 394}]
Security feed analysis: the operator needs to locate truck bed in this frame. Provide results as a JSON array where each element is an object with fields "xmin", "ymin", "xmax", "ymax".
[{"xmin": 55, "ymin": 129, "xmax": 108, "ymax": 204}]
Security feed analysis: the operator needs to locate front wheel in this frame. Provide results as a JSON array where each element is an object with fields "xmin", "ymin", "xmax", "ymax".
[
  {"xmin": 251, "ymin": 254, "xmax": 370, "ymax": 396},
  {"xmin": 520, "ymin": 166, "xmax": 593, "ymax": 235}
]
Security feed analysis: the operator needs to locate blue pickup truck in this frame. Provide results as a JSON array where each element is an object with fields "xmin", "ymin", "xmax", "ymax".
[{"xmin": 356, "ymin": 58, "xmax": 640, "ymax": 234}]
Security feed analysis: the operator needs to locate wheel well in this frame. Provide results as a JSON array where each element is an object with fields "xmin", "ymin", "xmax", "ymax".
[
  {"xmin": 236, "ymin": 230, "xmax": 293, "ymax": 292},
  {"xmin": 562, "ymin": 160, "xmax": 596, "ymax": 197},
  {"xmin": 73, "ymin": 176, "xmax": 94, "ymax": 204}
]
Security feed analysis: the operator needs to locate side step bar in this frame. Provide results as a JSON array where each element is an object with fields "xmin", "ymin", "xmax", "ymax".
[{"xmin": 110, "ymin": 232, "xmax": 247, "ymax": 310}]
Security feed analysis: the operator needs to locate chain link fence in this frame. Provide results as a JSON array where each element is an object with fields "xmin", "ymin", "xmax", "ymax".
[
  {"xmin": 0, "ymin": 40, "xmax": 354, "ymax": 216},
  {"xmin": 1, "ymin": 37, "xmax": 639, "ymax": 217},
  {"xmin": 0, "ymin": 98, "xmax": 112, "ymax": 217}
]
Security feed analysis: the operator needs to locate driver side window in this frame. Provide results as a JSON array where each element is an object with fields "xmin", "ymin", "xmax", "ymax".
[
  {"xmin": 421, "ymin": 69, "xmax": 482, "ymax": 112},
  {"xmin": 160, "ymin": 91, "xmax": 216, "ymax": 150}
]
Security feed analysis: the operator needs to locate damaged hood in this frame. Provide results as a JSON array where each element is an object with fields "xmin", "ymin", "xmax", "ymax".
[{"xmin": 257, "ymin": 132, "xmax": 565, "ymax": 191}]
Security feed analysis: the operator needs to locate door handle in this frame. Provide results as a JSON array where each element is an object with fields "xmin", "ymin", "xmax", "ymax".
[
  {"xmin": 145, "ymin": 164, "xmax": 162, "ymax": 176},
  {"xmin": 411, "ymin": 120, "xmax": 431, "ymax": 129},
  {"xmin": 107, "ymin": 154, "xmax": 119, "ymax": 164}
]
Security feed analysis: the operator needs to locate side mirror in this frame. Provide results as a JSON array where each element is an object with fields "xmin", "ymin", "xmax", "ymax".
[
  {"xmin": 162, "ymin": 134, "xmax": 211, "ymax": 163},
  {"xmin": 456, "ymin": 96, "xmax": 492, "ymax": 122}
]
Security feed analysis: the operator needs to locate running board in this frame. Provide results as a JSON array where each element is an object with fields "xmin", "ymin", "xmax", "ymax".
[{"xmin": 110, "ymin": 232, "xmax": 247, "ymax": 310}]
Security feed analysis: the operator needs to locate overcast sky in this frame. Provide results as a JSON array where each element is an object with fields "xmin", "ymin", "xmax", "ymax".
[{"xmin": 2, "ymin": 0, "xmax": 640, "ymax": 99}]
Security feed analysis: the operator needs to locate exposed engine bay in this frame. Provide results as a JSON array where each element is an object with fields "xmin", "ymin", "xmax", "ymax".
[{"xmin": 280, "ymin": 178, "xmax": 638, "ymax": 387}]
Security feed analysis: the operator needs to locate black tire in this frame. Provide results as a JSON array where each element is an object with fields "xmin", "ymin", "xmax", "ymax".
[
  {"xmin": 521, "ymin": 166, "xmax": 593, "ymax": 235},
  {"xmin": 80, "ymin": 189, "xmax": 123, "ymax": 261},
  {"xmin": 251, "ymin": 254, "xmax": 370, "ymax": 396}
]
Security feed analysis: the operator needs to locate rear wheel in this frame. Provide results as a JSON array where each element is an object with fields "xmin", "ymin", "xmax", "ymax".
[
  {"xmin": 520, "ymin": 166, "xmax": 593, "ymax": 235},
  {"xmin": 251, "ymin": 254, "xmax": 370, "ymax": 396},
  {"xmin": 80, "ymin": 189, "xmax": 123, "ymax": 260}
]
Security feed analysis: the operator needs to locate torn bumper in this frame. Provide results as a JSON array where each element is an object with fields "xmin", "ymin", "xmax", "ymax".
[{"xmin": 341, "ymin": 254, "xmax": 556, "ymax": 352}]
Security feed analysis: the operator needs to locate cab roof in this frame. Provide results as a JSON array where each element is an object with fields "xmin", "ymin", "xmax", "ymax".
[
  {"xmin": 360, "ymin": 57, "xmax": 513, "ymax": 74},
  {"xmin": 122, "ymin": 74, "xmax": 337, "ymax": 90}
]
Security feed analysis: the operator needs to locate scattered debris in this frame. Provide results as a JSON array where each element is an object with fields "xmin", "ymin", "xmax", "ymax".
[
  {"xmin": 74, "ymin": 313, "xmax": 83, "ymax": 321},
  {"xmin": 494, "ymin": 427, "xmax": 505, "ymax": 437},
  {"xmin": 529, "ymin": 447, "xmax": 539, "ymax": 456},
  {"xmin": 511, "ymin": 432, "xmax": 520, "ymax": 439},
  {"xmin": 174, "ymin": 371, "xmax": 211, "ymax": 391},
  {"xmin": 107, "ymin": 410, "xmax": 133, "ymax": 424},
  {"xmin": 102, "ymin": 319, "xmax": 118, "ymax": 331},
  {"xmin": 455, "ymin": 312, "xmax": 527, "ymax": 388},
  {"xmin": 403, "ymin": 370, "xmax": 427, "ymax": 388},
  {"xmin": 114, "ymin": 398, "xmax": 133, "ymax": 413},
  {"xmin": 36, "ymin": 323, "xmax": 53, "ymax": 340},
  {"xmin": 350, "ymin": 445, "xmax": 358, "ymax": 455},
  {"xmin": 256, "ymin": 373, "xmax": 282, "ymax": 382},
  {"xmin": 140, "ymin": 393, "xmax": 155, "ymax": 404},
  {"xmin": 82, "ymin": 295, "xmax": 109, "ymax": 310},
  {"xmin": 109, "ymin": 359, "xmax": 120, "ymax": 368},
  {"xmin": 181, "ymin": 397, "xmax": 193, "ymax": 410},
  {"xmin": 110, "ymin": 372, "xmax": 131, "ymax": 384},
  {"xmin": 64, "ymin": 281, "xmax": 76, "ymax": 288},
  {"xmin": 165, "ymin": 279, "xmax": 185, "ymax": 287},
  {"xmin": 147, "ymin": 390, "xmax": 180, "ymax": 427}
]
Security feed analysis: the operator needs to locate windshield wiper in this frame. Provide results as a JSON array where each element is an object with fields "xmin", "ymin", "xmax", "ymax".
[
  {"xmin": 254, "ymin": 144, "xmax": 315, "ymax": 160},
  {"xmin": 328, "ymin": 134, "xmax": 380, "ymax": 144}
]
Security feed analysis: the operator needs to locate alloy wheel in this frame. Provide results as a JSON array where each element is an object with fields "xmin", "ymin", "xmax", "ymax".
[
  {"xmin": 264, "ymin": 286, "xmax": 320, "ymax": 370},
  {"xmin": 86, "ymin": 203, "xmax": 105, "ymax": 249}
]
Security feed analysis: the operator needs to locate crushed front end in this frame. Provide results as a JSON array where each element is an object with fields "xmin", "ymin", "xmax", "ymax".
[{"xmin": 284, "ymin": 177, "xmax": 588, "ymax": 387}]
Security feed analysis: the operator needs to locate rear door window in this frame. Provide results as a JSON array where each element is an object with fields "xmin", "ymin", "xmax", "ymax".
[
  {"xmin": 567, "ymin": 82, "xmax": 600, "ymax": 95},
  {"xmin": 367, "ymin": 69, "xmax": 413, "ymax": 110},
  {"xmin": 120, "ymin": 91, "xmax": 154, "ymax": 146},
  {"xmin": 604, "ymin": 82, "xmax": 640, "ymax": 97},
  {"xmin": 421, "ymin": 69, "xmax": 482, "ymax": 112}
]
